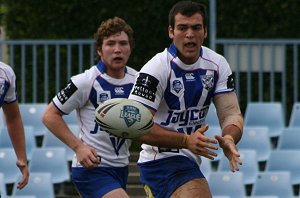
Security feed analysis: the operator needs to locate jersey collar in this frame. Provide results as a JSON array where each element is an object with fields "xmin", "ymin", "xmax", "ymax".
[{"xmin": 96, "ymin": 60, "xmax": 127, "ymax": 74}]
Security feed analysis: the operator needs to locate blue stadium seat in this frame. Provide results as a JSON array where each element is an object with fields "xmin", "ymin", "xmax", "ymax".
[
  {"xmin": 200, "ymin": 157, "xmax": 212, "ymax": 178},
  {"xmin": 0, "ymin": 172, "xmax": 7, "ymax": 198},
  {"xmin": 238, "ymin": 127, "xmax": 272, "ymax": 162},
  {"xmin": 0, "ymin": 148, "xmax": 21, "ymax": 184},
  {"xmin": 289, "ymin": 102, "xmax": 300, "ymax": 127},
  {"xmin": 19, "ymin": 103, "xmax": 48, "ymax": 136},
  {"xmin": 208, "ymin": 171, "xmax": 246, "ymax": 198},
  {"xmin": 29, "ymin": 147, "xmax": 70, "ymax": 184},
  {"xmin": 42, "ymin": 124, "xmax": 80, "ymax": 161},
  {"xmin": 244, "ymin": 102, "xmax": 285, "ymax": 137},
  {"xmin": 0, "ymin": 126, "xmax": 37, "ymax": 160},
  {"xmin": 218, "ymin": 149, "xmax": 258, "ymax": 185},
  {"xmin": 251, "ymin": 171, "xmax": 294, "ymax": 198},
  {"xmin": 277, "ymin": 128, "xmax": 300, "ymax": 150},
  {"xmin": 63, "ymin": 110, "xmax": 78, "ymax": 126},
  {"xmin": 12, "ymin": 172, "xmax": 55, "ymax": 198},
  {"xmin": 205, "ymin": 103, "xmax": 220, "ymax": 128},
  {"xmin": 205, "ymin": 126, "xmax": 224, "ymax": 161},
  {"xmin": 265, "ymin": 150, "xmax": 300, "ymax": 185}
]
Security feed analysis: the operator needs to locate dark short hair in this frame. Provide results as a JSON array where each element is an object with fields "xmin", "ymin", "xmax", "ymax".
[
  {"xmin": 94, "ymin": 17, "xmax": 134, "ymax": 51},
  {"xmin": 168, "ymin": 1, "xmax": 207, "ymax": 29}
]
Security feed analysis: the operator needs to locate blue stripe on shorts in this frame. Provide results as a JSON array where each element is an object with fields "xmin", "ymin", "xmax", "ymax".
[
  {"xmin": 138, "ymin": 155, "xmax": 205, "ymax": 198},
  {"xmin": 72, "ymin": 166, "xmax": 128, "ymax": 198}
]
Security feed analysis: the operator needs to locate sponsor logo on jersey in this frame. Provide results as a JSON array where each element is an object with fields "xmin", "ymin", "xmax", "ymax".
[
  {"xmin": 200, "ymin": 74, "xmax": 214, "ymax": 90},
  {"xmin": 172, "ymin": 80, "xmax": 183, "ymax": 93},
  {"xmin": 114, "ymin": 87, "xmax": 125, "ymax": 95},
  {"xmin": 57, "ymin": 80, "xmax": 78, "ymax": 104},
  {"xmin": 227, "ymin": 74, "xmax": 235, "ymax": 89},
  {"xmin": 120, "ymin": 105, "xmax": 141, "ymax": 127},
  {"xmin": 160, "ymin": 106, "xmax": 208, "ymax": 127},
  {"xmin": 185, "ymin": 73, "xmax": 195, "ymax": 81},
  {"xmin": 131, "ymin": 73, "xmax": 159, "ymax": 102}
]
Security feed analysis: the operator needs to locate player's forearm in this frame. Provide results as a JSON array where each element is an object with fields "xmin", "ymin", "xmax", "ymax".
[
  {"xmin": 42, "ymin": 103, "xmax": 82, "ymax": 151},
  {"xmin": 136, "ymin": 124, "xmax": 186, "ymax": 148},
  {"xmin": 222, "ymin": 124, "xmax": 242, "ymax": 144}
]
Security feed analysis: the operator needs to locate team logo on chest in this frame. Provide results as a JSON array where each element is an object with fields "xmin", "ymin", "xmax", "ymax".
[
  {"xmin": 172, "ymin": 80, "xmax": 183, "ymax": 93},
  {"xmin": 115, "ymin": 87, "xmax": 125, "ymax": 95},
  {"xmin": 200, "ymin": 74, "xmax": 214, "ymax": 90},
  {"xmin": 120, "ymin": 105, "xmax": 141, "ymax": 127},
  {"xmin": 98, "ymin": 91, "xmax": 111, "ymax": 103}
]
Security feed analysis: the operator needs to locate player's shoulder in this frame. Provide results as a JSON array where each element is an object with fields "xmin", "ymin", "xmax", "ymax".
[
  {"xmin": 125, "ymin": 66, "xmax": 138, "ymax": 76},
  {"xmin": 201, "ymin": 46, "xmax": 225, "ymax": 60},
  {"xmin": 71, "ymin": 65, "xmax": 99, "ymax": 86},
  {"xmin": 0, "ymin": 61, "xmax": 15, "ymax": 79}
]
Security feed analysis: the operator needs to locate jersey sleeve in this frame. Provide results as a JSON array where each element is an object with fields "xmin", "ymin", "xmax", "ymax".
[
  {"xmin": 129, "ymin": 52, "xmax": 169, "ymax": 111},
  {"xmin": 52, "ymin": 72, "xmax": 92, "ymax": 114},
  {"xmin": 214, "ymin": 56, "xmax": 235, "ymax": 94},
  {"xmin": 0, "ymin": 65, "xmax": 17, "ymax": 103}
]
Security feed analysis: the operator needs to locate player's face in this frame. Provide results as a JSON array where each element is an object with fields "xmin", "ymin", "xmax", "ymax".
[
  {"xmin": 98, "ymin": 31, "xmax": 131, "ymax": 78},
  {"xmin": 169, "ymin": 13, "xmax": 207, "ymax": 64}
]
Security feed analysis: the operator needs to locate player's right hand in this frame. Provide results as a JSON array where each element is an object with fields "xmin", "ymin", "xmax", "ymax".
[
  {"xmin": 75, "ymin": 144, "xmax": 101, "ymax": 169},
  {"xmin": 185, "ymin": 125, "xmax": 218, "ymax": 160}
]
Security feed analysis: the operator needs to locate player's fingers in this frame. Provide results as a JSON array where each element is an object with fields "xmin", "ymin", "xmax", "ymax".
[{"xmin": 196, "ymin": 124, "xmax": 209, "ymax": 134}]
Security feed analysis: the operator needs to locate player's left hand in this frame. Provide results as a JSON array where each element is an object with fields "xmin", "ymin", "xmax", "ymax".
[
  {"xmin": 16, "ymin": 160, "xmax": 29, "ymax": 189},
  {"xmin": 214, "ymin": 135, "xmax": 242, "ymax": 172}
]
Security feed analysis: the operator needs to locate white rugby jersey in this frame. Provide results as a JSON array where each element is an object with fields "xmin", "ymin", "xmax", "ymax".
[
  {"xmin": 129, "ymin": 43, "xmax": 235, "ymax": 165},
  {"xmin": 52, "ymin": 61, "xmax": 138, "ymax": 167},
  {"xmin": 0, "ymin": 62, "xmax": 17, "ymax": 107}
]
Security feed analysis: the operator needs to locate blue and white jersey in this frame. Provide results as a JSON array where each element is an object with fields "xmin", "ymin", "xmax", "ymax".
[
  {"xmin": 0, "ymin": 62, "xmax": 17, "ymax": 107},
  {"xmin": 52, "ymin": 61, "xmax": 138, "ymax": 167},
  {"xmin": 129, "ymin": 43, "xmax": 235, "ymax": 165}
]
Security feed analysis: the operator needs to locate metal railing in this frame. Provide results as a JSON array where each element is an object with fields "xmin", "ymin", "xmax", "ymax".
[{"xmin": 0, "ymin": 38, "xmax": 299, "ymax": 122}]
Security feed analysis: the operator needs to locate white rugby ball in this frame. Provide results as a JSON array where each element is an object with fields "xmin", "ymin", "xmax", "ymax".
[{"xmin": 95, "ymin": 98, "xmax": 154, "ymax": 139}]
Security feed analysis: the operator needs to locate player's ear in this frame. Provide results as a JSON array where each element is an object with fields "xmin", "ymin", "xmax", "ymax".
[
  {"xmin": 204, "ymin": 27, "xmax": 208, "ymax": 39},
  {"xmin": 97, "ymin": 49, "xmax": 102, "ymax": 57},
  {"xmin": 168, "ymin": 25, "xmax": 174, "ymax": 39}
]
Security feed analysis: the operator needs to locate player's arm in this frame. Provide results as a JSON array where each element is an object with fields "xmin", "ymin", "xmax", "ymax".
[
  {"xmin": 213, "ymin": 92, "xmax": 243, "ymax": 143},
  {"xmin": 213, "ymin": 92, "xmax": 244, "ymax": 171},
  {"xmin": 135, "ymin": 109, "xmax": 218, "ymax": 160},
  {"xmin": 2, "ymin": 101, "xmax": 29, "ymax": 189},
  {"xmin": 42, "ymin": 102, "xmax": 100, "ymax": 168}
]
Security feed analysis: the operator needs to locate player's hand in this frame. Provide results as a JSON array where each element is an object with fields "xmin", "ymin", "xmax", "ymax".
[
  {"xmin": 215, "ymin": 135, "xmax": 242, "ymax": 172},
  {"xmin": 16, "ymin": 160, "xmax": 29, "ymax": 189},
  {"xmin": 75, "ymin": 144, "xmax": 101, "ymax": 169},
  {"xmin": 185, "ymin": 125, "xmax": 218, "ymax": 160}
]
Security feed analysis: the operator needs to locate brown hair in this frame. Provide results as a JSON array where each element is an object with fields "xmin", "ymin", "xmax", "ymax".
[{"xmin": 94, "ymin": 17, "xmax": 134, "ymax": 54}]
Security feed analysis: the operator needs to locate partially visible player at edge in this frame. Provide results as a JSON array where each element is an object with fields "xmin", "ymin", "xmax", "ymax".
[
  {"xmin": 0, "ymin": 61, "xmax": 29, "ymax": 189},
  {"xmin": 42, "ymin": 17, "xmax": 137, "ymax": 198},
  {"xmin": 129, "ymin": 1, "xmax": 244, "ymax": 197}
]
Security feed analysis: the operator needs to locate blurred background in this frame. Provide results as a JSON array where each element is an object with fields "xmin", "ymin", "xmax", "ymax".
[{"xmin": 0, "ymin": 0, "xmax": 300, "ymax": 198}]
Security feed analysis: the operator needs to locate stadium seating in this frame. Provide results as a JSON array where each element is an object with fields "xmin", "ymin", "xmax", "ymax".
[
  {"xmin": 19, "ymin": 103, "xmax": 48, "ymax": 136},
  {"xmin": 12, "ymin": 172, "xmax": 55, "ymax": 198},
  {"xmin": 0, "ymin": 173, "xmax": 7, "ymax": 198},
  {"xmin": 265, "ymin": 150, "xmax": 300, "ymax": 185},
  {"xmin": 0, "ymin": 148, "xmax": 21, "ymax": 184},
  {"xmin": 208, "ymin": 171, "xmax": 246, "ymax": 198},
  {"xmin": 288, "ymin": 102, "xmax": 300, "ymax": 127},
  {"xmin": 42, "ymin": 124, "xmax": 80, "ymax": 161},
  {"xmin": 29, "ymin": 147, "xmax": 70, "ymax": 184},
  {"xmin": 251, "ymin": 171, "xmax": 294, "ymax": 198},
  {"xmin": 205, "ymin": 103, "xmax": 220, "ymax": 128},
  {"xmin": 238, "ymin": 127, "xmax": 272, "ymax": 162},
  {"xmin": 200, "ymin": 157, "xmax": 212, "ymax": 178},
  {"xmin": 63, "ymin": 110, "xmax": 78, "ymax": 126},
  {"xmin": 0, "ymin": 126, "xmax": 37, "ymax": 160},
  {"xmin": 277, "ymin": 128, "xmax": 300, "ymax": 149},
  {"xmin": 204, "ymin": 126, "xmax": 224, "ymax": 161},
  {"xmin": 244, "ymin": 102, "xmax": 285, "ymax": 137},
  {"xmin": 218, "ymin": 149, "xmax": 258, "ymax": 185}
]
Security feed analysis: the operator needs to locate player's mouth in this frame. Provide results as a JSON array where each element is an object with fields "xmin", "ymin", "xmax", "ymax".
[
  {"xmin": 184, "ymin": 42, "xmax": 197, "ymax": 48},
  {"xmin": 113, "ymin": 57, "xmax": 123, "ymax": 61}
]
